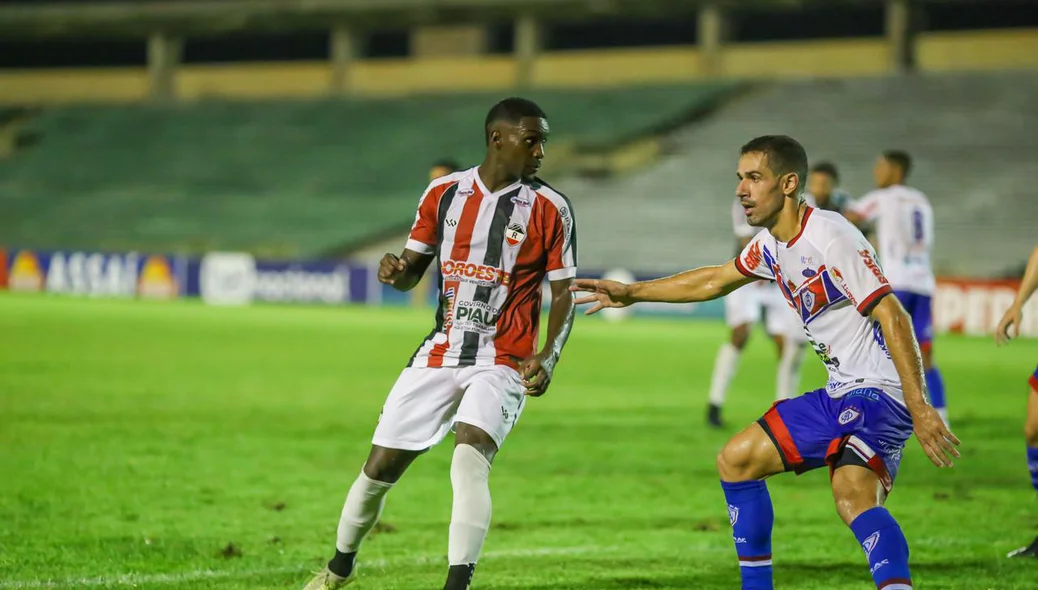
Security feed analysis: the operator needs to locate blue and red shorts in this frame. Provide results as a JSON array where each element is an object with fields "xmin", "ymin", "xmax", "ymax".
[
  {"xmin": 757, "ymin": 387, "xmax": 913, "ymax": 493},
  {"xmin": 893, "ymin": 290, "xmax": 934, "ymax": 352},
  {"xmin": 1029, "ymin": 364, "xmax": 1038, "ymax": 391}
]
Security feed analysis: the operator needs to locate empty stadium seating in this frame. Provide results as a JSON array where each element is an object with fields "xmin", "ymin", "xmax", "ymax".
[
  {"xmin": 567, "ymin": 72, "xmax": 1038, "ymax": 278},
  {"xmin": 0, "ymin": 84, "xmax": 736, "ymax": 258}
]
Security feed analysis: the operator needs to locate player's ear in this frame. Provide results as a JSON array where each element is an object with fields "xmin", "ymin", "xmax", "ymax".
[{"xmin": 783, "ymin": 172, "xmax": 800, "ymax": 197}]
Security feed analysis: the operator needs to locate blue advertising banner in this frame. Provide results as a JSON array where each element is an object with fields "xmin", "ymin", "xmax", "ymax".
[
  {"xmin": 5, "ymin": 249, "xmax": 185, "ymax": 299},
  {"xmin": 187, "ymin": 252, "xmax": 370, "ymax": 305}
]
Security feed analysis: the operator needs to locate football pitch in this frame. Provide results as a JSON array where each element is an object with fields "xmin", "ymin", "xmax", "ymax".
[{"xmin": 2, "ymin": 294, "xmax": 1036, "ymax": 589}]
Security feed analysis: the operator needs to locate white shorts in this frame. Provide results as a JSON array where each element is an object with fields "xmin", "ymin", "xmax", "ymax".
[
  {"xmin": 371, "ymin": 365, "xmax": 527, "ymax": 452},
  {"xmin": 724, "ymin": 283, "xmax": 803, "ymax": 339}
]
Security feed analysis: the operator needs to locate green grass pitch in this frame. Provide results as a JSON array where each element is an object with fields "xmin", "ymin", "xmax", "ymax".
[{"xmin": 1, "ymin": 294, "xmax": 1036, "ymax": 589}]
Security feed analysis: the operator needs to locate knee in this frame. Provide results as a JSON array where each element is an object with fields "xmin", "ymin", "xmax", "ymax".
[
  {"xmin": 451, "ymin": 444, "xmax": 492, "ymax": 488},
  {"xmin": 731, "ymin": 326, "xmax": 750, "ymax": 349},
  {"xmin": 717, "ymin": 437, "xmax": 759, "ymax": 482},
  {"xmin": 1025, "ymin": 420, "xmax": 1038, "ymax": 447},
  {"xmin": 363, "ymin": 448, "xmax": 420, "ymax": 484},
  {"xmin": 831, "ymin": 469, "xmax": 883, "ymax": 526}
]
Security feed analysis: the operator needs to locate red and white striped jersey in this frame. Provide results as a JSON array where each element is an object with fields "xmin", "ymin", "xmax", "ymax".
[{"xmin": 404, "ymin": 167, "xmax": 577, "ymax": 370}]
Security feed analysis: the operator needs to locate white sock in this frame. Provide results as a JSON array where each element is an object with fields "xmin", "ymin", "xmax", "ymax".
[
  {"xmin": 776, "ymin": 343, "xmax": 805, "ymax": 401},
  {"xmin": 448, "ymin": 444, "xmax": 492, "ymax": 566},
  {"xmin": 708, "ymin": 343, "xmax": 741, "ymax": 406},
  {"xmin": 336, "ymin": 471, "xmax": 394, "ymax": 553}
]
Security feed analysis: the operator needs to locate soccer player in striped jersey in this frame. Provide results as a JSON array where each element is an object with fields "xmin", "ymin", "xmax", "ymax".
[
  {"xmin": 995, "ymin": 244, "xmax": 1038, "ymax": 558},
  {"xmin": 846, "ymin": 151, "xmax": 948, "ymax": 425},
  {"xmin": 573, "ymin": 135, "xmax": 959, "ymax": 590},
  {"xmin": 303, "ymin": 98, "xmax": 577, "ymax": 590}
]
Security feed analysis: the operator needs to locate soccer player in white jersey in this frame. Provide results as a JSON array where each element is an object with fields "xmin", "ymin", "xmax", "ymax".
[
  {"xmin": 846, "ymin": 151, "xmax": 948, "ymax": 425},
  {"xmin": 707, "ymin": 197, "xmax": 806, "ymax": 428},
  {"xmin": 995, "ymin": 244, "xmax": 1038, "ymax": 558},
  {"xmin": 573, "ymin": 135, "xmax": 959, "ymax": 590},
  {"xmin": 303, "ymin": 98, "xmax": 578, "ymax": 590}
]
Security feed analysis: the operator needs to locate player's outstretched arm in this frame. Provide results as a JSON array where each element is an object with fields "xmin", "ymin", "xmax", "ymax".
[
  {"xmin": 377, "ymin": 249, "xmax": 434, "ymax": 292},
  {"xmin": 520, "ymin": 278, "xmax": 575, "ymax": 397},
  {"xmin": 996, "ymin": 245, "xmax": 1038, "ymax": 345},
  {"xmin": 871, "ymin": 295, "xmax": 961, "ymax": 467},
  {"xmin": 570, "ymin": 259, "xmax": 756, "ymax": 315}
]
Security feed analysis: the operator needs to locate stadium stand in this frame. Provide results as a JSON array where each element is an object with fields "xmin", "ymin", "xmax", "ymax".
[
  {"xmin": 568, "ymin": 71, "xmax": 1038, "ymax": 278},
  {"xmin": 0, "ymin": 83, "xmax": 737, "ymax": 258}
]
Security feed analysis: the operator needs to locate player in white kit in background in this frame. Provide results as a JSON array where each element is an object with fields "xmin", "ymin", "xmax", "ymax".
[
  {"xmin": 707, "ymin": 198, "xmax": 806, "ymax": 428},
  {"xmin": 846, "ymin": 151, "xmax": 948, "ymax": 425}
]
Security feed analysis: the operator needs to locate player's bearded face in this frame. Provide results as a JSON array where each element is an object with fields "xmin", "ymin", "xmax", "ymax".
[{"xmin": 736, "ymin": 152, "xmax": 786, "ymax": 227}]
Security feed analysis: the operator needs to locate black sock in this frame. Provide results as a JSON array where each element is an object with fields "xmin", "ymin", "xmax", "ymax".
[
  {"xmin": 443, "ymin": 563, "xmax": 475, "ymax": 590},
  {"xmin": 327, "ymin": 550, "xmax": 357, "ymax": 578}
]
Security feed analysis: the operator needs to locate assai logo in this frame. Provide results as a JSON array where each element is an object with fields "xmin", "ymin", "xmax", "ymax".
[
  {"xmin": 45, "ymin": 251, "xmax": 140, "ymax": 297},
  {"xmin": 138, "ymin": 255, "xmax": 178, "ymax": 300},
  {"xmin": 505, "ymin": 223, "xmax": 526, "ymax": 247},
  {"xmin": 727, "ymin": 504, "xmax": 739, "ymax": 526},
  {"xmin": 838, "ymin": 407, "xmax": 861, "ymax": 425},
  {"xmin": 8, "ymin": 250, "xmax": 44, "ymax": 292},
  {"xmin": 861, "ymin": 531, "xmax": 881, "ymax": 560}
]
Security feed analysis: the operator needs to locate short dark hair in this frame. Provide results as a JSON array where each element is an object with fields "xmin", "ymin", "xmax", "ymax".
[
  {"xmin": 484, "ymin": 97, "xmax": 547, "ymax": 145},
  {"xmin": 810, "ymin": 161, "xmax": 840, "ymax": 183},
  {"xmin": 431, "ymin": 158, "xmax": 461, "ymax": 173},
  {"xmin": 740, "ymin": 135, "xmax": 809, "ymax": 195},
  {"xmin": 882, "ymin": 150, "xmax": 912, "ymax": 179}
]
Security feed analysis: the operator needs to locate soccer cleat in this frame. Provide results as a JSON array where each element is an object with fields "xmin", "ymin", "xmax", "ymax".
[
  {"xmin": 301, "ymin": 567, "xmax": 355, "ymax": 589},
  {"xmin": 1007, "ymin": 536, "xmax": 1038, "ymax": 558},
  {"xmin": 707, "ymin": 403, "xmax": 724, "ymax": 428},
  {"xmin": 443, "ymin": 563, "xmax": 475, "ymax": 590}
]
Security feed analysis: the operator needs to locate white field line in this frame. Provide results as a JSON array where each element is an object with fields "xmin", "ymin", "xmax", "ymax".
[{"xmin": 0, "ymin": 544, "xmax": 647, "ymax": 588}]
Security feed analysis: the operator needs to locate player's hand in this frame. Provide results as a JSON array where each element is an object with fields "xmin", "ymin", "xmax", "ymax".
[
  {"xmin": 569, "ymin": 278, "xmax": 634, "ymax": 316},
  {"xmin": 519, "ymin": 352, "xmax": 555, "ymax": 397},
  {"xmin": 913, "ymin": 407, "xmax": 961, "ymax": 468},
  {"xmin": 377, "ymin": 253, "xmax": 409, "ymax": 286},
  {"xmin": 995, "ymin": 304, "xmax": 1022, "ymax": 346}
]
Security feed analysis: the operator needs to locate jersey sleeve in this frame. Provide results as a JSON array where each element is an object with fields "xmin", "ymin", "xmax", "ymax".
[
  {"xmin": 544, "ymin": 200, "xmax": 577, "ymax": 282},
  {"xmin": 404, "ymin": 182, "xmax": 443, "ymax": 255},
  {"xmin": 825, "ymin": 233, "xmax": 893, "ymax": 315},
  {"xmin": 848, "ymin": 191, "xmax": 881, "ymax": 223},
  {"xmin": 731, "ymin": 200, "xmax": 756, "ymax": 239},
  {"xmin": 734, "ymin": 231, "xmax": 775, "ymax": 281}
]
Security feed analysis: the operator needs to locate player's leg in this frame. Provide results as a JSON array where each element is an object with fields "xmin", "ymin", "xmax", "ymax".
[
  {"xmin": 1009, "ymin": 367, "xmax": 1038, "ymax": 558},
  {"xmin": 900, "ymin": 291, "xmax": 947, "ymax": 425},
  {"xmin": 717, "ymin": 390, "xmax": 832, "ymax": 590},
  {"xmin": 709, "ymin": 287, "xmax": 758, "ymax": 427},
  {"xmin": 827, "ymin": 389, "xmax": 915, "ymax": 588},
  {"xmin": 442, "ymin": 365, "xmax": 526, "ymax": 590},
  {"xmin": 305, "ymin": 367, "xmax": 463, "ymax": 589},
  {"xmin": 764, "ymin": 293, "xmax": 805, "ymax": 401}
]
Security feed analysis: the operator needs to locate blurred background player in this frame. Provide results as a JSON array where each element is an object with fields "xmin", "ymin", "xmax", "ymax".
[
  {"xmin": 707, "ymin": 196, "xmax": 806, "ymax": 428},
  {"xmin": 806, "ymin": 161, "xmax": 852, "ymax": 213},
  {"xmin": 995, "ymin": 244, "xmax": 1038, "ymax": 558},
  {"xmin": 304, "ymin": 98, "xmax": 577, "ymax": 590},
  {"xmin": 430, "ymin": 158, "xmax": 461, "ymax": 182},
  {"xmin": 846, "ymin": 150, "xmax": 948, "ymax": 425}
]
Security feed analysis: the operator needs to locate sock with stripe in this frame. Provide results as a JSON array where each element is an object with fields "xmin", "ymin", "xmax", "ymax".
[
  {"xmin": 720, "ymin": 480, "xmax": 773, "ymax": 590},
  {"xmin": 924, "ymin": 367, "xmax": 947, "ymax": 423},
  {"xmin": 1027, "ymin": 446, "xmax": 1038, "ymax": 492},
  {"xmin": 850, "ymin": 507, "xmax": 912, "ymax": 589}
]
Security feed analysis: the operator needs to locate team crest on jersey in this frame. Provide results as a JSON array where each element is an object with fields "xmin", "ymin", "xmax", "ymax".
[
  {"xmin": 727, "ymin": 504, "xmax": 739, "ymax": 526},
  {"xmin": 505, "ymin": 223, "xmax": 527, "ymax": 247},
  {"xmin": 838, "ymin": 407, "xmax": 861, "ymax": 425},
  {"xmin": 785, "ymin": 266, "xmax": 848, "ymax": 325},
  {"xmin": 861, "ymin": 532, "xmax": 880, "ymax": 560}
]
